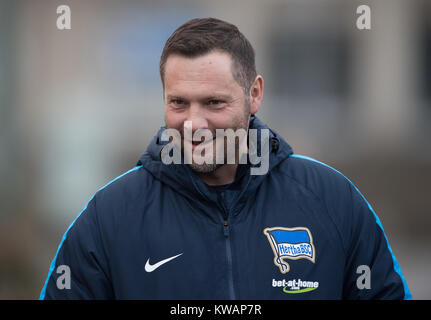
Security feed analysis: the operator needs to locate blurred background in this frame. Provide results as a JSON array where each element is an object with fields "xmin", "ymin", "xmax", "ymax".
[{"xmin": 0, "ymin": 0, "xmax": 430, "ymax": 299}]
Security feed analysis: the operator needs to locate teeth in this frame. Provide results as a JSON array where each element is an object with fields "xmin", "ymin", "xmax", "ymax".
[{"xmin": 188, "ymin": 139, "xmax": 214, "ymax": 144}]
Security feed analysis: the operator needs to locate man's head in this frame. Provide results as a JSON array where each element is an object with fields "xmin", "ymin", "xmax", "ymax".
[
  {"xmin": 160, "ymin": 18, "xmax": 263, "ymax": 175},
  {"xmin": 160, "ymin": 17, "xmax": 258, "ymax": 95}
]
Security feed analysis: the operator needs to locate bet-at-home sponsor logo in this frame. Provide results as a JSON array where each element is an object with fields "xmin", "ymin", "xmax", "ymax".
[{"xmin": 272, "ymin": 278, "xmax": 319, "ymax": 294}]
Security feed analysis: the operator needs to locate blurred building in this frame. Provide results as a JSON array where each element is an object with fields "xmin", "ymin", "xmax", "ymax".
[{"xmin": 0, "ymin": 0, "xmax": 430, "ymax": 299}]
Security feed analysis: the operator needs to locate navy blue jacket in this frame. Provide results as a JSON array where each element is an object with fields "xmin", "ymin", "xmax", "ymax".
[{"xmin": 40, "ymin": 116, "xmax": 411, "ymax": 299}]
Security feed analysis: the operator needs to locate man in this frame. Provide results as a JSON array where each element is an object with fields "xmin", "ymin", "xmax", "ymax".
[{"xmin": 40, "ymin": 18, "xmax": 411, "ymax": 299}]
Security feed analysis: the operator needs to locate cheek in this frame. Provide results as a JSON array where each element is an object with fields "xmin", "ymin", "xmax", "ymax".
[
  {"xmin": 165, "ymin": 108, "xmax": 185, "ymax": 129},
  {"xmin": 211, "ymin": 106, "xmax": 248, "ymax": 129}
]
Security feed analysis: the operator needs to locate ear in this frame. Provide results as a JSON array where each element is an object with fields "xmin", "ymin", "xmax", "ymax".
[{"xmin": 249, "ymin": 75, "xmax": 264, "ymax": 115}]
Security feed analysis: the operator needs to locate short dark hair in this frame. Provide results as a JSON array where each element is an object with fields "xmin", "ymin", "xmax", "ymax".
[{"xmin": 160, "ymin": 17, "xmax": 257, "ymax": 94}]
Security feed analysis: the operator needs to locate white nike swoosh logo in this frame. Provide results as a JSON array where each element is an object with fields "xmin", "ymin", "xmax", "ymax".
[{"xmin": 145, "ymin": 253, "xmax": 183, "ymax": 272}]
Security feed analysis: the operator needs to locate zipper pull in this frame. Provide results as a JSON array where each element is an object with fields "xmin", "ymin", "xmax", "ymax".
[{"xmin": 223, "ymin": 220, "xmax": 229, "ymax": 237}]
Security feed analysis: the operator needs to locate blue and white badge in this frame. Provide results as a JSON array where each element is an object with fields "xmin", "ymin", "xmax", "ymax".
[{"xmin": 264, "ymin": 227, "xmax": 316, "ymax": 274}]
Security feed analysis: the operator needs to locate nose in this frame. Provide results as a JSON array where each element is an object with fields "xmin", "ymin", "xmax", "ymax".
[{"xmin": 186, "ymin": 102, "xmax": 208, "ymax": 131}]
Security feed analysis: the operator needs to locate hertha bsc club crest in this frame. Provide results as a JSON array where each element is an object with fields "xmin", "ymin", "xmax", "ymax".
[{"xmin": 264, "ymin": 227, "xmax": 316, "ymax": 274}]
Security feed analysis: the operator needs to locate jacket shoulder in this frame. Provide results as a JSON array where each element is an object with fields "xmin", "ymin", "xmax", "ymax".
[
  {"xmin": 280, "ymin": 154, "xmax": 353, "ymax": 199},
  {"xmin": 66, "ymin": 164, "xmax": 155, "ymax": 236},
  {"xmin": 94, "ymin": 165, "xmax": 151, "ymax": 201}
]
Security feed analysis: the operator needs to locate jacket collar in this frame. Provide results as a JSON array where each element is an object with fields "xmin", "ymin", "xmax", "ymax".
[{"xmin": 137, "ymin": 116, "xmax": 293, "ymax": 218}]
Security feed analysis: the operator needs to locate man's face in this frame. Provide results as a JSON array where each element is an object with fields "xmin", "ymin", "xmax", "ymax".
[{"xmin": 163, "ymin": 50, "xmax": 251, "ymax": 173}]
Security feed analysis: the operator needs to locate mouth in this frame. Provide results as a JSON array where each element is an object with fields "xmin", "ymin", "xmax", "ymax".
[
  {"xmin": 185, "ymin": 137, "xmax": 216, "ymax": 151},
  {"xmin": 192, "ymin": 141, "xmax": 201, "ymax": 146}
]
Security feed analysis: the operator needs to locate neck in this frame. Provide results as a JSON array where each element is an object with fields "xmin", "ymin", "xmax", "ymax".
[{"xmin": 196, "ymin": 163, "xmax": 238, "ymax": 186}]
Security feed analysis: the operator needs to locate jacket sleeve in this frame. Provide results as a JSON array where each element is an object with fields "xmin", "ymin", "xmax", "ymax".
[
  {"xmin": 39, "ymin": 195, "xmax": 114, "ymax": 299},
  {"xmin": 342, "ymin": 183, "xmax": 412, "ymax": 300}
]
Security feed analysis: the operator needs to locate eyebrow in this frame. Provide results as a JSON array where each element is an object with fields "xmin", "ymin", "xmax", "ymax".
[
  {"xmin": 166, "ymin": 94, "xmax": 233, "ymax": 102},
  {"xmin": 166, "ymin": 95, "xmax": 183, "ymax": 101}
]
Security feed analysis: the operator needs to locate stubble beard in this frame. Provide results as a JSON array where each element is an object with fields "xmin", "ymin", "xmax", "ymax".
[{"xmin": 186, "ymin": 101, "xmax": 251, "ymax": 174}]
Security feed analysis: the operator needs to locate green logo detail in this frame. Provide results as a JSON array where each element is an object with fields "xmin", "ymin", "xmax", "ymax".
[{"xmin": 283, "ymin": 286, "xmax": 317, "ymax": 294}]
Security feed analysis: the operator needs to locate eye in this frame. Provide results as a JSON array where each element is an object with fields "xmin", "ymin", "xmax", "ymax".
[
  {"xmin": 169, "ymin": 99, "xmax": 187, "ymax": 109},
  {"xmin": 207, "ymin": 99, "xmax": 224, "ymax": 106},
  {"xmin": 172, "ymin": 99, "xmax": 185, "ymax": 105}
]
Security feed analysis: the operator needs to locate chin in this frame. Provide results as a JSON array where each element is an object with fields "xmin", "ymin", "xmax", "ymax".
[{"xmin": 189, "ymin": 162, "xmax": 223, "ymax": 174}]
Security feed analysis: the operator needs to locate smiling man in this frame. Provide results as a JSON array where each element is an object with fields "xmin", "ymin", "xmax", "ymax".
[
  {"xmin": 40, "ymin": 18, "xmax": 411, "ymax": 300},
  {"xmin": 160, "ymin": 21, "xmax": 264, "ymax": 184}
]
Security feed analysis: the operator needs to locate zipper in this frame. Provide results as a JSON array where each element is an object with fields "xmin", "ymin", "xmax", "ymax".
[
  {"xmin": 222, "ymin": 218, "xmax": 236, "ymax": 300},
  {"xmin": 223, "ymin": 220, "xmax": 229, "ymax": 236},
  {"xmin": 218, "ymin": 194, "xmax": 236, "ymax": 300}
]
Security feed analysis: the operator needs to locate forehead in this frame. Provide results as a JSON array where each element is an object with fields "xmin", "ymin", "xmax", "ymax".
[{"xmin": 164, "ymin": 51, "xmax": 241, "ymax": 96}]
